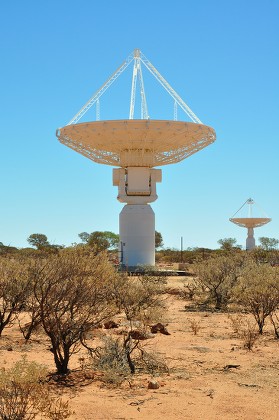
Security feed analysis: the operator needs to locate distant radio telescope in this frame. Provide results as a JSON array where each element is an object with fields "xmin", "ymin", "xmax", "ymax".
[
  {"xmin": 230, "ymin": 198, "xmax": 271, "ymax": 250},
  {"xmin": 56, "ymin": 49, "xmax": 216, "ymax": 269}
]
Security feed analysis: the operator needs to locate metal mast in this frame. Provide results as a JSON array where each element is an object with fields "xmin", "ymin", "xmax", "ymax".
[
  {"xmin": 248, "ymin": 198, "xmax": 254, "ymax": 218},
  {"xmin": 129, "ymin": 49, "xmax": 149, "ymax": 119},
  {"xmin": 96, "ymin": 98, "xmax": 100, "ymax": 121},
  {"xmin": 174, "ymin": 101, "xmax": 178, "ymax": 121},
  {"xmin": 138, "ymin": 58, "xmax": 149, "ymax": 119},
  {"xmin": 129, "ymin": 53, "xmax": 139, "ymax": 120}
]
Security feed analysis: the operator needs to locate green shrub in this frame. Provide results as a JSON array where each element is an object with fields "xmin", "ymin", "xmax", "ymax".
[{"xmin": 0, "ymin": 356, "xmax": 71, "ymax": 419}]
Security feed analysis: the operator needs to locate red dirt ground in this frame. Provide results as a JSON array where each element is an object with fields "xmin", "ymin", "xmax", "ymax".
[{"xmin": 1, "ymin": 276, "xmax": 279, "ymax": 419}]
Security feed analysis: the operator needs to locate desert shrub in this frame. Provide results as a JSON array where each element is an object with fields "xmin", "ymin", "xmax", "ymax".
[
  {"xmin": 91, "ymin": 335, "xmax": 168, "ymax": 385},
  {"xmin": 90, "ymin": 336, "xmax": 131, "ymax": 385},
  {"xmin": 98, "ymin": 273, "xmax": 168, "ymax": 375},
  {"xmin": 228, "ymin": 313, "xmax": 245, "ymax": 336},
  {"xmin": 188, "ymin": 318, "xmax": 202, "ymax": 335},
  {"xmin": 31, "ymin": 248, "xmax": 119, "ymax": 374},
  {"xmin": 192, "ymin": 255, "xmax": 244, "ymax": 310},
  {"xmin": 112, "ymin": 273, "xmax": 167, "ymax": 325},
  {"xmin": 269, "ymin": 277, "xmax": 279, "ymax": 338},
  {"xmin": 15, "ymin": 260, "xmax": 42, "ymax": 341},
  {"xmin": 134, "ymin": 347, "xmax": 169, "ymax": 375},
  {"xmin": 0, "ymin": 258, "xmax": 30, "ymax": 336},
  {"xmin": 249, "ymin": 248, "xmax": 279, "ymax": 266},
  {"xmin": 18, "ymin": 300, "xmax": 42, "ymax": 341},
  {"xmin": 0, "ymin": 356, "xmax": 71, "ymax": 419},
  {"xmin": 269, "ymin": 311, "xmax": 279, "ymax": 339},
  {"xmin": 240, "ymin": 319, "xmax": 259, "ymax": 351},
  {"xmin": 228, "ymin": 314, "xmax": 259, "ymax": 350},
  {"xmin": 233, "ymin": 263, "xmax": 279, "ymax": 334},
  {"xmin": 182, "ymin": 282, "xmax": 199, "ymax": 300}
]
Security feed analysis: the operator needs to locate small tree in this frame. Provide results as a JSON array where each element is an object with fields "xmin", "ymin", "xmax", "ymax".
[
  {"xmin": 87, "ymin": 231, "xmax": 110, "ymax": 252},
  {"xmin": 32, "ymin": 249, "xmax": 118, "ymax": 374},
  {"xmin": 78, "ymin": 231, "xmax": 90, "ymax": 243},
  {"xmin": 18, "ymin": 274, "xmax": 42, "ymax": 341},
  {"xmin": 102, "ymin": 231, "xmax": 119, "ymax": 250},
  {"xmin": 217, "ymin": 238, "xmax": 239, "ymax": 251},
  {"xmin": 155, "ymin": 231, "xmax": 164, "ymax": 249},
  {"xmin": 27, "ymin": 234, "xmax": 50, "ymax": 250},
  {"xmin": 269, "ymin": 311, "xmax": 279, "ymax": 339},
  {"xmin": 79, "ymin": 231, "xmax": 119, "ymax": 251},
  {"xmin": 234, "ymin": 262, "xmax": 279, "ymax": 334},
  {"xmin": 258, "ymin": 237, "xmax": 279, "ymax": 251},
  {"xmin": 193, "ymin": 255, "xmax": 244, "ymax": 309},
  {"xmin": 109, "ymin": 273, "xmax": 167, "ymax": 374},
  {"xmin": 0, "ymin": 258, "xmax": 29, "ymax": 336}
]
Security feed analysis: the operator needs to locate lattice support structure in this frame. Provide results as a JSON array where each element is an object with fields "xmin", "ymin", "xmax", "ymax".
[{"xmin": 65, "ymin": 49, "xmax": 202, "ymax": 125}]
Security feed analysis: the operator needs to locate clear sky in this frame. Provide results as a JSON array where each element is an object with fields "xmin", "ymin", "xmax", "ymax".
[{"xmin": 1, "ymin": 0, "xmax": 278, "ymax": 250}]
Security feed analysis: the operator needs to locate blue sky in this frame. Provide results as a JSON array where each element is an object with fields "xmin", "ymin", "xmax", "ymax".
[{"xmin": 1, "ymin": 0, "xmax": 278, "ymax": 250}]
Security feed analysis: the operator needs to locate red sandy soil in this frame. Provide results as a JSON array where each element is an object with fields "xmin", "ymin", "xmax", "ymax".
[{"xmin": 1, "ymin": 276, "xmax": 279, "ymax": 420}]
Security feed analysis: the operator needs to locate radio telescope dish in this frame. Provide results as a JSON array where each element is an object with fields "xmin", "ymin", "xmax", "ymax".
[
  {"xmin": 230, "ymin": 198, "xmax": 271, "ymax": 250},
  {"xmin": 56, "ymin": 49, "xmax": 216, "ymax": 269},
  {"xmin": 57, "ymin": 120, "xmax": 215, "ymax": 168},
  {"xmin": 230, "ymin": 218, "xmax": 271, "ymax": 229}
]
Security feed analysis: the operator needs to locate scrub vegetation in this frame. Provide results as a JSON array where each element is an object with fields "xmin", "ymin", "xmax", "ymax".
[{"xmin": 0, "ymin": 237, "xmax": 278, "ymax": 418}]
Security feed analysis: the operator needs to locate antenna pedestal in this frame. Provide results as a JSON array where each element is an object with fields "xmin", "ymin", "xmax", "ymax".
[
  {"xmin": 114, "ymin": 167, "xmax": 161, "ymax": 269},
  {"xmin": 119, "ymin": 204, "xmax": 155, "ymax": 269},
  {"xmin": 246, "ymin": 227, "xmax": 255, "ymax": 250}
]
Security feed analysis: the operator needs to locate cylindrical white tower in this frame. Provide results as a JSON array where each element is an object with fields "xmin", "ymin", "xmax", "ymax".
[
  {"xmin": 119, "ymin": 204, "xmax": 155, "ymax": 267},
  {"xmin": 246, "ymin": 227, "xmax": 255, "ymax": 250}
]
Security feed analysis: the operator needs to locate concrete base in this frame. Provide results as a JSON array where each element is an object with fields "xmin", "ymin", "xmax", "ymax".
[{"xmin": 119, "ymin": 204, "xmax": 155, "ymax": 268}]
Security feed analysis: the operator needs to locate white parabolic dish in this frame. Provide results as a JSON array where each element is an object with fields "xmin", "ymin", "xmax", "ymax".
[
  {"xmin": 229, "ymin": 218, "xmax": 271, "ymax": 228},
  {"xmin": 56, "ymin": 120, "xmax": 216, "ymax": 167}
]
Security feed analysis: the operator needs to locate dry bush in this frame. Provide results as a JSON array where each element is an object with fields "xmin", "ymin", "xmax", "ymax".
[
  {"xmin": 233, "ymin": 262, "xmax": 279, "ymax": 334},
  {"xmin": 18, "ymin": 313, "xmax": 42, "ymax": 341},
  {"xmin": 270, "ymin": 311, "xmax": 279, "ymax": 339},
  {"xmin": 192, "ymin": 255, "xmax": 244, "ymax": 310},
  {"xmin": 228, "ymin": 314, "xmax": 258, "ymax": 350},
  {"xmin": 0, "ymin": 258, "xmax": 30, "ymax": 336},
  {"xmin": 93, "ymin": 273, "xmax": 168, "ymax": 375},
  {"xmin": 188, "ymin": 318, "xmax": 202, "ymax": 335},
  {"xmin": 240, "ymin": 320, "xmax": 259, "ymax": 351},
  {"xmin": 90, "ymin": 336, "xmax": 131, "ymax": 385},
  {"xmin": 0, "ymin": 356, "xmax": 71, "ymax": 419},
  {"xmin": 227, "ymin": 314, "xmax": 245, "ymax": 336},
  {"xmin": 111, "ymin": 273, "xmax": 167, "ymax": 327},
  {"xmin": 31, "ymin": 248, "xmax": 119, "ymax": 374},
  {"xmin": 91, "ymin": 335, "xmax": 168, "ymax": 386},
  {"xmin": 17, "ymin": 271, "xmax": 42, "ymax": 341},
  {"xmin": 182, "ymin": 282, "xmax": 199, "ymax": 300},
  {"xmin": 134, "ymin": 347, "xmax": 169, "ymax": 375}
]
